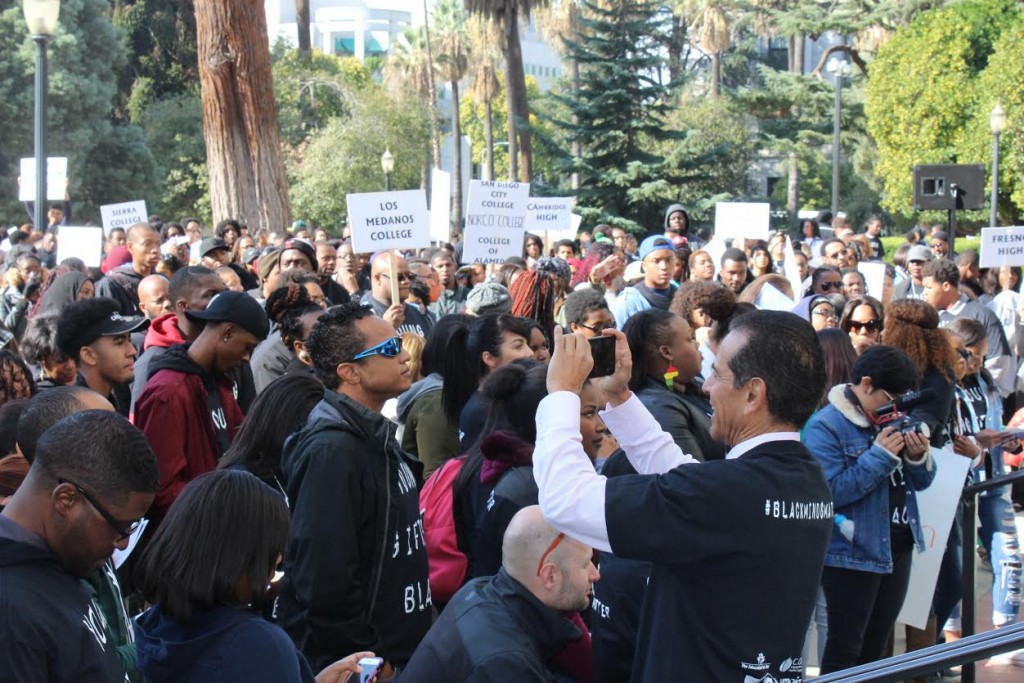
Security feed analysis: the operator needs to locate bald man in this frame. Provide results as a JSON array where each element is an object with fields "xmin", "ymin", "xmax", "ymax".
[
  {"xmin": 358, "ymin": 251, "xmax": 434, "ymax": 337},
  {"xmin": 402, "ymin": 506, "xmax": 598, "ymax": 682},
  {"xmin": 137, "ymin": 275, "xmax": 172, "ymax": 320},
  {"xmin": 95, "ymin": 223, "xmax": 163, "ymax": 314}
]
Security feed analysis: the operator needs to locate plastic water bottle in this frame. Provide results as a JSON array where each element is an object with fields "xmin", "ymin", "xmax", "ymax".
[{"xmin": 835, "ymin": 514, "xmax": 855, "ymax": 542}]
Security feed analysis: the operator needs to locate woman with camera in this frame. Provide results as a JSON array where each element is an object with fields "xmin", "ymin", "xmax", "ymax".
[{"xmin": 803, "ymin": 346, "xmax": 935, "ymax": 673}]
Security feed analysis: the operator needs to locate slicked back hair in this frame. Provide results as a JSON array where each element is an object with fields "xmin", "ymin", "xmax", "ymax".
[{"xmin": 306, "ymin": 302, "xmax": 375, "ymax": 390}]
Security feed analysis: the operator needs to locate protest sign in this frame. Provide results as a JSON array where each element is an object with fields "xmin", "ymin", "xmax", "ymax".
[
  {"xmin": 19, "ymin": 157, "xmax": 68, "ymax": 202},
  {"xmin": 783, "ymin": 236, "xmax": 804, "ymax": 298},
  {"xmin": 56, "ymin": 227, "xmax": 103, "ymax": 268},
  {"xmin": 463, "ymin": 180, "xmax": 531, "ymax": 264},
  {"xmin": 100, "ymin": 201, "xmax": 148, "ymax": 235},
  {"xmin": 755, "ymin": 283, "xmax": 796, "ymax": 312},
  {"xmin": 526, "ymin": 197, "xmax": 575, "ymax": 244},
  {"xmin": 714, "ymin": 202, "xmax": 770, "ymax": 242},
  {"xmin": 347, "ymin": 189, "xmax": 430, "ymax": 254},
  {"xmin": 979, "ymin": 226, "xmax": 1024, "ymax": 268},
  {"xmin": 858, "ymin": 261, "xmax": 887, "ymax": 299},
  {"xmin": 897, "ymin": 447, "xmax": 972, "ymax": 629},
  {"xmin": 429, "ymin": 168, "xmax": 451, "ymax": 243}
]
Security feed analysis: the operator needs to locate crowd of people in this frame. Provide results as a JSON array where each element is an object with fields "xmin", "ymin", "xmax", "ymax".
[{"xmin": 0, "ymin": 204, "xmax": 1021, "ymax": 682}]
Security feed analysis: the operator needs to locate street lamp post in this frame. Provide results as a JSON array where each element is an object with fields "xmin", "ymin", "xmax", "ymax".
[
  {"xmin": 990, "ymin": 103, "xmax": 1006, "ymax": 228},
  {"xmin": 826, "ymin": 57, "xmax": 851, "ymax": 216},
  {"xmin": 381, "ymin": 148, "xmax": 394, "ymax": 192},
  {"xmin": 23, "ymin": 0, "xmax": 61, "ymax": 233}
]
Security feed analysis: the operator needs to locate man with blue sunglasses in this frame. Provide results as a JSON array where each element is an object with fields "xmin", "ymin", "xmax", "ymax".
[{"xmin": 278, "ymin": 303, "xmax": 431, "ymax": 678}]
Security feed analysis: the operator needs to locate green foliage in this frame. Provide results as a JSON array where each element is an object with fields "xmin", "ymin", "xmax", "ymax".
[
  {"xmin": 77, "ymin": 124, "xmax": 161, "ymax": 212},
  {"xmin": 272, "ymin": 49, "xmax": 373, "ymax": 147},
  {"xmin": 866, "ymin": 0, "xmax": 1021, "ymax": 222},
  {"xmin": 289, "ymin": 87, "xmax": 431, "ymax": 227},
  {"xmin": 139, "ymin": 92, "xmax": 210, "ymax": 222}
]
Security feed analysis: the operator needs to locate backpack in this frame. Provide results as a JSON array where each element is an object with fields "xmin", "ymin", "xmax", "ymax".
[{"xmin": 419, "ymin": 456, "xmax": 467, "ymax": 604}]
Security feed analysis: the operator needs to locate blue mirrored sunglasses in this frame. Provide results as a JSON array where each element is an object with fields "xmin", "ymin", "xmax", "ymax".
[{"xmin": 352, "ymin": 336, "xmax": 403, "ymax": 361}]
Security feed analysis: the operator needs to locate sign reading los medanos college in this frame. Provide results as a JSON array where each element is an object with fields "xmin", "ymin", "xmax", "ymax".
[
  {"xmin": 463, "ymin": 180, "xmax": 531, "ymax": 264},
  {"xmin": 979, "ymin": 226, "xmax": 1024, "ymax": 268},
  {"xmin": 347, "ymin": 189, "xmax": 430, "ymax": 254}
]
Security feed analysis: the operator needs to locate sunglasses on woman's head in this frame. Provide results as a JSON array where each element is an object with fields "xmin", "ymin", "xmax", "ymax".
[
  {"xmin": 352, "ymin": 336, "xmax": 403, "ymax": 361},
  {"xmin": 848, "ymin": 319, "xmax": 882, "ymax": 333}
]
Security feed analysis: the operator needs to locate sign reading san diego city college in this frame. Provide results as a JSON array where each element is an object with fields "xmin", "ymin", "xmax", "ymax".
[
  {"xmin": 463, "ymin": 180, "xmax": 531, "ymax": 265},
  {"xmin": 347, "ymin": 189, "xmax": 431, "ymax": 254}
]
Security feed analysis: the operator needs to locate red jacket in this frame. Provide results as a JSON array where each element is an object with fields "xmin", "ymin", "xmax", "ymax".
[{"xmin": 134, "ymin": 344, "xmax": 242, "ymax": 521}]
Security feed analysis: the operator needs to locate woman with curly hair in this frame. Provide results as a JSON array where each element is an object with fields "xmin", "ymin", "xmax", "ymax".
[{"xmin": 671, "ymin": 280, "xmax": 733, "ymax": 351}]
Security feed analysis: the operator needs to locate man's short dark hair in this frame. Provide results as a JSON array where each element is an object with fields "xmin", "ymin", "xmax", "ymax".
[
  {"xmin": 727, "ymin": 311, "xmax": 826, "ymax": 427},
  {"xmin": 17, "ymin": 387, "xmax": 98, "ymax": 463},
  {"xmin": 137, "ymin": 469, "xmax": 289, "ymax": 623},
  {"xmin": 922, "ymin": 258, "xmax": 959, "ymax": 287},
  {"xmin": 721, "ymin": 248, "xmax": 747, "ymax": 267},
  {"xmin": 55, "ymin": 297, "xmax": 122, "ymax": 361},
  {"xmin": 851, "ymin": 345, "xmax": 920, "ymax": 395},
  {"xmin": 840, "ymin": 268, "xmax": 864, "ymax": 281},
  {"xmin": 955, "ymin": 250, "xmax": 978, "ymax": 268},
  {"xmin": 306, "ymin": 303, "xmax": 375, "ymax": 389},
  {"xmin": 821, "ymin": 238, "xmax": 846, "ymax": 255},
  {"xmin": 167, "ymin": 266, "xmax": 217, "ymax": 304},
  {"xmin": 555, "ymin": 239, "xmax": 577, "ymax": 255},
  {"xmin": 33, "ymin": 410, "xmax": 159, "ymax": 504},
  {"xmin": 563, "ymin": 288, "xmax": 609, "ymax": 327}
]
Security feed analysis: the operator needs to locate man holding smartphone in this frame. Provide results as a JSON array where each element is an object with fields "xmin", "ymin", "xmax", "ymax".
[{"xmin": 533, "ymin": 311, "xmax": 833, "ymax": 682}]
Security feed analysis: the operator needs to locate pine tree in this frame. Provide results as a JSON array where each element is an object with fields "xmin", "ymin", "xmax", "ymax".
[{"xmin": 551, "ymin": 0, "xmax": 687, "ymax": 231}]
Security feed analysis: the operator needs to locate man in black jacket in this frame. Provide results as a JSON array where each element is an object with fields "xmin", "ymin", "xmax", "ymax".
[
  {"xmin": 95, "ymin": 223, "xmax": 162, "ymax": 315},
  {"xmin": 402, "ymin": 506, "xmax": 597, "ymax": 681},
  {"xmin": 0, "ymin": 410, "xmax": 159, "ymax": 682},
  {"xmin": 278, "ymin": 302, "xmax": 431, "ymax": 676}
]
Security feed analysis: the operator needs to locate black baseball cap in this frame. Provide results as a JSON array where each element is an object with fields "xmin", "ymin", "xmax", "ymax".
[
  {"xmin": 69, "ymin": 311, "xmax": 149, "ymax": 352},
  {"xmin": 242, "ymin": 247, "xmax": 262, "ymax": 265},
  {"xmin": 185, "ymin": 291, "xmax": 269, "ymax": 340},
  {"xmin": 279, "ymin": 238, "xmax": 319, "ymax": 272},
  {"xmin": 199, "ymin": 237, "xmax": 230, "ymax": 258}
]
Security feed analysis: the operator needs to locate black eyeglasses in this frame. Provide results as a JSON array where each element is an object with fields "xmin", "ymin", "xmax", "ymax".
[
  {"xmin": 380, "ymin": 272, "xmax": 417, "ymax": 283},
  {"xmin": 819, "ymin": 281, "xmax": 843, "ymax": 291},
  {"xmin": 58, "ymin": 478, "xmax": 143, "ymax": 541},
  {"xmin": 848, "ymin": 319, "xmax": 882, "ymax": 333},
  {"xmin": 578, "ymin": 321, "xmax": 616, "ymax": 334}
]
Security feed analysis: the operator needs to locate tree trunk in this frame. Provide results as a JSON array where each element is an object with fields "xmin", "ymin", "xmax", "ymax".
[
  {"xmin": 195, "ymin": 0, "xmax": 291, "ymax": 231},
  {"xmin": 503, "ymin": 19, "xmax": 518, "ymax": 182},
  {"xmin": 666, "ymin": 14, "xmax": 685, "ymax": 85},
  {"xmin": 451, "ymin": 79, "xmax": 463, "ymax": 229},
  {"xmin": 484, "ymin": 96, "xmax": 494, "ymax": 181},
  {"xmin": 710, "ymin": 51, "xmax": 721, "ymax": 99},
  {"xmin": 296, "ymin": 0, "xmax": 311, "ymax": 59},
  {"xmin": 570, "ymin": 56, "xmax": 580, "ymax": 190},
  {"xmin": 422, "ymin": 0, "xmax": 442, "ymax": 168},
  {"xmin": 504, "ymin": 10, "xmax": 532, "ymax": 182},
  {"xmin": 787, "ymin": 34, "xmax": 804, "ymax": 214}
]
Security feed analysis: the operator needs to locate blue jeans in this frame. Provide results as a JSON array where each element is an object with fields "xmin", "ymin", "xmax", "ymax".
[{"xmin": 978, "ymin": 481, "xmax": 1022, "ymax": 626}]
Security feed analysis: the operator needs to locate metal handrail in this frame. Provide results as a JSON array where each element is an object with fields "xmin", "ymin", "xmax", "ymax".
[
  {"xmin": 811, "ymin": 621, "xmax": 1024, "ymax": 682},
  {"xmin": 960, "ymin": 467, "xmax": 1024, "ymax": 683}
]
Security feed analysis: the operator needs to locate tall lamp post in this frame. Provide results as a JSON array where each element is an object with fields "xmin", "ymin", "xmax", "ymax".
[
  {"xmin": 23, "ymin": 0, "xmax": 61, "ymax": 232},
  {"xmin": 826, "ymin": 57, "xmax": 852, "ymax": 216},
  {"xmin": 381, "ymin": 148, "xmax": 394, "ymax": 192},
  {"xmin": 990, "ymin": 103, "xmax": 1006, "ymax": 228}
]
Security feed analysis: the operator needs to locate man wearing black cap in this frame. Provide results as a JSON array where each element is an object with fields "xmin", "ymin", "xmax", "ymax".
[
  {"xmin": 56, "ymin": 297, "xmax": 150, "ymax": 416},
  {"xmin": 134, "ymin": 291, "xmax": 269, "ymax": 522},
  {"xmin": 199, "ymin": 237, "xmax": 231, "ymax": 270},
  {"xmin": 314, "ymin": 241, "xmax": 350, "ymax": 305},
  {"xmin": 95, "ymin": 223, "xmax": 162, "ymax": 315},
  {"xmin": 279, "ymin": 238, "xmax": 318, "ymax": 273}
]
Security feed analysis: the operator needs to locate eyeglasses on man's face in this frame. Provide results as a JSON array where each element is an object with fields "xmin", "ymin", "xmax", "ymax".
[{"xmin": 58, "ymin": 478, "xmax": 143, "ymax": 541}]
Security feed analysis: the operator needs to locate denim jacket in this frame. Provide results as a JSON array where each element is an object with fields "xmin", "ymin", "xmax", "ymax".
[{"xmin": 803, "ymin": 385, "xmax": 937, "ymax": 573}]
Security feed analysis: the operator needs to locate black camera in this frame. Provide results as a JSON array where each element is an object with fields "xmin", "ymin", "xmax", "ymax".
[{"xmin": 874, "ymin": 388, "xmax": 935, "ymax": 439}]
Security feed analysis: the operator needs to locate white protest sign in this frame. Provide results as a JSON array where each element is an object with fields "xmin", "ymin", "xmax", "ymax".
[
  {"xmin": 755, "ymin": 283, "xmax": 796, "ymax": 312},
  {"xmin": 979, "ymin": 226, "xmax": 1024, "ymax": 268},
  {"xmin": 897, "ymin": 447, "xmax": 972, "ymax": 629},
  {"xmin": 783, "ymin": 236, "xmax": 804, "ymax": 299},
  {"xmin": 56, "ymin": 226, "xmax": 104, "ymax": 268},
  {"xmin": 347, "ymin": 190, "xmax": 430, "ymax": 254},
  {"xmin": 19, "ymin": 157, "xmax": 68, "ymax": 202},
  {"xmin": 702, "ymin": 237, "xmax": 727, "ymax": 280},
  {"xmin": 463, "ymin": 180, "xmax": 531, "ymax": 265},
  {"xmin": 100, "ymin": 200, "xmax": 148, "ymax": 235},
  {"xmin": 527, "ymin": 197, "xmax": 574, "ymax": 242},
  {"xmin": 714, "ymin": 202, "xmax": 770, "ymax": 242},
  {"xmin": 858, "ymin": 261, "xmax": 887, "ymax": 299},
  {"xmin": 429, "ymin": 168, "xmax": 451, "ymax": 243}
]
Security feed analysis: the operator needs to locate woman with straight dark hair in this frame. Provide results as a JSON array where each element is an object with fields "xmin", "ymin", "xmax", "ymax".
[
  {"xmin": 440, "ymin": 313, "xmax": 535, "ymax": 450},
  {"xmin": 218, "ymin": 374, "xmax": 324, "ymax": 497},
  {"xmin": 134, "ymin": 470, "xmax": 374, "ymax": 683},
  {"xmin": 622, "ymin": 309, "xmax": 723, "ymax": 461},
  {"xmin": 817, "ymin": 328, "xmax": 858, "ymax": 409},
  {"xmin": 397, "ymin": 314, "xmax": 472, "ymax": 477},
  {"xmin": 840, "ymin": 296, "xmax": 885, "ymax": 355}
]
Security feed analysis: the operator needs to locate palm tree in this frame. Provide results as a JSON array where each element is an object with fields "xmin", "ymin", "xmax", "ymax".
[
  {"xmin": 679, "ymin": 0, "xmax": 732, "ymax": 98},
  {"xmin": 433, "ymin": 0, "xmax": 471, "ymax": 227},
  {"xmin": 467, "ymin": 15, "xmax": 502, "ymax": 180},
  {"xmin": 465, "ymin": 0, "xmax": 541, "ymax": 182},
  {"xmin": 535, "ymin": 0, "xmax": 584, "ymax": 188},
  {"xmin": 384, "ymin": 28, "xmax": 442, "ymax": 167},
  {"xmin": 296, "ymin": 0, "xmax": 311, "ymax": 59}
]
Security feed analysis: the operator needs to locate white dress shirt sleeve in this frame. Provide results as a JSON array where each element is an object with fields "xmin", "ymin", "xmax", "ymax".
[
  {"xmin": 533, "ymin": 391, "xmax": 612, "ymax": 552},
  {"xmin": 600, "ymin": 392, "xmax": 700, "ymax": 473}
]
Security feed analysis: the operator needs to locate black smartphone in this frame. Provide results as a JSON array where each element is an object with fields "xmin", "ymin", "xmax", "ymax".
[{"xmin": 588, "ymin": 336, "xmax": 616, "ymax": 379}]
